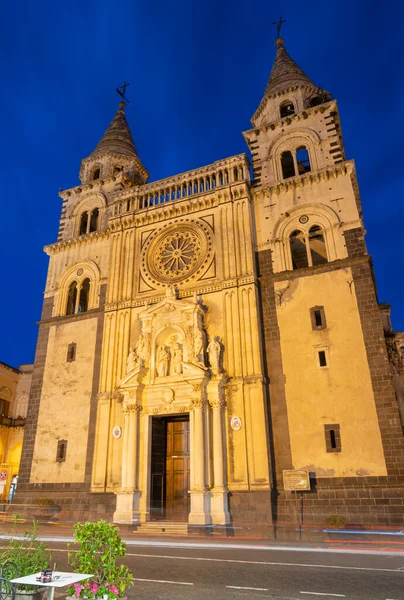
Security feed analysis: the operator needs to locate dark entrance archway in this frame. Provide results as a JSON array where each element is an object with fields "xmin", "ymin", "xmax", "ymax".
[{"xmin": 150, "ymin": 415, "xmax": 190, "ymax": 521}]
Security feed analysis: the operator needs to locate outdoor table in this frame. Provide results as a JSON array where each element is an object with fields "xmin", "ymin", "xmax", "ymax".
[{"xmin": 11, "ymin": 571, "xmax": 93, "ymax": 600}]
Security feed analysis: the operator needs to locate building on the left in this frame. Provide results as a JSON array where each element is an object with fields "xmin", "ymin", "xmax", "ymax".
[{"xmin": 0, "ymin": 361, "xmax": 33, "ymax": 501}]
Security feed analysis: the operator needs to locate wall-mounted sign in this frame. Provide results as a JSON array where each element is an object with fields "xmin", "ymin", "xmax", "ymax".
[
  {"xmin": 112, "ymin": 426, "xmax": 122, "ymax": 439},
  {"xmin": 283, "ymin": 469, "xmax": 310, "ymax": 491},
  {"xmin": 230, "ymin": 416, "xmax": 242, "ymax": 431}
]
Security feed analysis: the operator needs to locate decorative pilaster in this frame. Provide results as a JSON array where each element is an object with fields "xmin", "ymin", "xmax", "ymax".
[
  {"xmin": 113, "ymin": 400, "xmax": 142, "ymax": 524},
  {"xmin": 208, "ymin": 375, "xmax": 230, "ymax": 524},
  {"xmin": 189, "ymin": 392, "xmax": 211, "ymax": 525}
]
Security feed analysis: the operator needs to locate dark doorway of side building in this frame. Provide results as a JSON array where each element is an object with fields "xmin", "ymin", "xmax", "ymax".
[{"xmin": 150, "ymin": 415, "xmax": 190, "ymax": 522}]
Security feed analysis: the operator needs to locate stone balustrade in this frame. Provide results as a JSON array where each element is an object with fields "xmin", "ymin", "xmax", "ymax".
[{"xmin": 113, "ymin": 154, "xmax": 250, "ymax": 216}]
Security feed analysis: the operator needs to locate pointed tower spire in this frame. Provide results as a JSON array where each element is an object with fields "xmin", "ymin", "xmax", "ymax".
[
  {"xmin": 264, "ymin": 38, "xmax": 315, "ymax": 96},
  {"xmin": 79, "ymin": 101, "xmax": 149, "ymax": 185},
  {"xmin": 90, "ymin": 102, "xmax": 138, "ymax": 159}
]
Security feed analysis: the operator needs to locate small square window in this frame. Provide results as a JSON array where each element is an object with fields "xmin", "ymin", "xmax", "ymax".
[
  {"xmin": 56, "ymin": 440, "xmax": 67, "ymax": 463},
  {"xmin": 324, "ymin": 424, "xmax": 341, "ymax": 452},
  {"xmin": 310, "ymin": 306, "xmax": 326, "ymax": 330}
]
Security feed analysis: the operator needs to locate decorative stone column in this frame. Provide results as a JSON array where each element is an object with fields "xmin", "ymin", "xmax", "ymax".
[
  {"xmin": 189, "ymin": 395, "xmax": 211, "ymax": 525},
  {"xmin": 208, "ymin": 376, "xmax": 230, "ymax": 524},
  {"xmin": 113, "ymin": 401, "xmax": 142, "ymax": 524}
]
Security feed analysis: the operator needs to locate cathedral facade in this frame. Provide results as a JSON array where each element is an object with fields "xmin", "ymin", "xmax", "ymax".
[{"xmin": 17, "ymin": 38, "xmax": 404, "ymax": 534}]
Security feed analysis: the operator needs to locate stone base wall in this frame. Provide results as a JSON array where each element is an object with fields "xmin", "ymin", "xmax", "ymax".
[
  {"xmin": 275, "ymin": 476, "xmax": 404, "ymax": 527},
  {"xmin": 12, "ymin": 489, "xmax": 116, "ymax": 523},
  {"xmin": 228, "ymin": 490, "xmax": 273, "ymax": 537}
]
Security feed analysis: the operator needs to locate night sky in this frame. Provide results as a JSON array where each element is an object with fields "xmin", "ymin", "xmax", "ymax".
[{"xmin": 1, "ymin": 0, "xmax": 403, "ymax": 368}]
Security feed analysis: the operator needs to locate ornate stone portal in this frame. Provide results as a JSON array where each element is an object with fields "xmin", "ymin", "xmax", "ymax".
[{"xmin": 114, "ymin": 290, "xmax": 230, "ymax": 527}]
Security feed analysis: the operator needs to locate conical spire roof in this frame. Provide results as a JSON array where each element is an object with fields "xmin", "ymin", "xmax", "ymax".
[
  {"xmin": 264, "ymin": 39, "xmax": 315, "ymax": 96},
  {"xmin": 90, "ymin": 102, "xmax": 138, "ymax": 158}
]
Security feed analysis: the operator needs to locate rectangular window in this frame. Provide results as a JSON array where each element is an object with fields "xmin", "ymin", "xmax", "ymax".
[
  {"xmin": 318, "ymin": 350, "xmax": 327, "ymax": 367},
  {"xmin": 66, "ymin": 342, "xmax": 76, "ymax": 363},
  {"xmin": 0, "ymin": 399, "xmax": 10, "ymax": 417},
  {"xmin": 56, "ymin": 440, "xmax": 67, "ymax": 463},
  {"xmin": 310, "ymin": 306, "xmax": 326, "ymax": 330},
  {"xmin": 324, "ymin": 424, "xmax": 341, "ymax": 452}
]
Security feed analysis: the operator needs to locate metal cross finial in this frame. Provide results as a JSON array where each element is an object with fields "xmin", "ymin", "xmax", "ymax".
[
  {"xmin": 272, "ymin": 16, "xmax": 286, "ymax": 39},
  {"xmin": 116, "ymin": 81, "xmax": 131, "ymax": 104}
]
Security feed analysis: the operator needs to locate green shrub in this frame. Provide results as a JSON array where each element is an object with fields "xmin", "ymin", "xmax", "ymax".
[
  {"xmin": 68, "ymin": 520, "xmax": 133, "ymax": 598},
  {"xmin": 0, "ymin": 515, "xmax": 51, "ymax": 591}
]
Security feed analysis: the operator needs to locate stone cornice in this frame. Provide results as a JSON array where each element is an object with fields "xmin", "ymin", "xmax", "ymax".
[
  {"xmin": 0, "ymin": 361, "xmax": 20, "ymax": 374},
  {"xmin": 44, "ymin": 229, "xmax": 111, "ymax": 255},
  {"xmin": 253, "ymin": 160, "xmax": 354, "ymax": 200},
  {"xmin": 59, "ymin": 171, "xmax": 135, "ymax": 200},
  {"xmin": 104, "ymin": 276, "xmax": 257, "ymax": 311}
]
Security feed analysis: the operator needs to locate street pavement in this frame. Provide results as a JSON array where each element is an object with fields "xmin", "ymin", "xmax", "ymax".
[{"xmin": 36, "ymin": 536, "xmax": 404, "ymax": 600}]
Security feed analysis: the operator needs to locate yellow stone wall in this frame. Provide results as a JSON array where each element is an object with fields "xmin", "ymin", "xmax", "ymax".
[
  {"xmin": 30, "ymin": 318, "xmax": 98, "ymax": 483},
  {"xmin": 275, "ymin": 268, "xmax": 387, "ymax": 477}
]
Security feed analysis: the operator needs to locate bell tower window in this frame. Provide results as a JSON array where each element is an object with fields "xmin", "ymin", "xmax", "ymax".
[
  {"xmin": 309, "ymin": 225, "xmax": 328, "ymax": 265},
  {"xmin": 290, "ymin": 230, "xmax": 309, "ymax": 269},
  {"xmin": 79, "ymin": 212, "xmax": 88, "ymax": 236},
  {"xmin": 79, "ymin": 208, "xmax": 100, "ymax": 236},
  {"xmin": 296, "ymin": 146, "xmax": 311, "ymax": 174},
  {"xmin": 280, "ymin": 101, "xmax": 295, "ymax": 118},
  {"xmin": 289, "ymin": 225, "xmax": 328, "ymax": 270},
  {"xmin": 78, "ymin": 278, "xmax": 90, "ymax": 313},
  {"xmin": 281, "ymin": 151, "xmax": 296, "ymax": 179},
  {"xmin": 92, "ymin": 168, "xmax": 100, "ymax": 181},
  {"xmin": 89, "ymin": 208, "xmax": 99, "ymax": 233},
  {"xmin": 65, "ymin": 278, "xmax": 91, "ymax": 315},
  {"xmin": 66, "ymin": 281, "xmax": 78, "ymax": 315}
]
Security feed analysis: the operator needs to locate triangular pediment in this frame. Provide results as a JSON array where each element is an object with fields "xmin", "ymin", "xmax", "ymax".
[{"xmin": 139, "ymin": 294, "xmax": 199, "ymax": 319}]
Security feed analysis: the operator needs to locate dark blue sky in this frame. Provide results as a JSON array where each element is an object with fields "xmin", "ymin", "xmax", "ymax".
[{"xmin": 1, "ymin": 0, "xmax": 403, "ymax": 368}]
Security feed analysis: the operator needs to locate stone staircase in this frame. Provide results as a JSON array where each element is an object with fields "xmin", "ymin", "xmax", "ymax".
[{"xmin": 134, "ymin": 521, "xmax": 189, "ymax": 535}]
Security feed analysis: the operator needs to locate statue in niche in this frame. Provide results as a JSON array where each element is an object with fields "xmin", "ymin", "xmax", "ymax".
[
  {"xmin": 207, "ymin": 336, "xmax": 221, "ymax": 371},
  {"xmin": 156, "ymin": 345, "xmax": 170, "ymax": 377},
  {"xmin": 126, "ymin": 348, "xmax": 139, "ymax": 373},
  {"xmin": 172, "ymin": 342, "xmax": 183, "ymax": 374}
]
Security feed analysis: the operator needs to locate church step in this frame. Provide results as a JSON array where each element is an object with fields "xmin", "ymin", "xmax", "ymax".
[{"xmin": 134, "ymin": 521, "xmax": 188, "ymax": 535}]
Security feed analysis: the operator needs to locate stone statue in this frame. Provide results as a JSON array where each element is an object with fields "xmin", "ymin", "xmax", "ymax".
[
  {"xmin": 172, "ymin": 342, "xmax": 183, "ymax": 374},
  {"xmin": 194, "ymin": 329, "xmax": 205, "ymax": 364},
  {"xmin": 137, "ymin": 333, "xmax": 145, "ymax": 359},
  {"xmin": 207, "ymin": 337, "xmax": 221, "ymax": 371},
  {"xmin": 126, "ymin": 348, "xmax": 139, "ymax": 373},
  {"xmin": 166, "ymin": 285, "xmax": 177, "ymax": 299},
  {"xmin": 156, "ymin": 345, "xmax": 170, "ymax": 377}
]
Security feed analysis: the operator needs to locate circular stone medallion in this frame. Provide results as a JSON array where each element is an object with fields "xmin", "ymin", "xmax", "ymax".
[{"xmin": 230, "ymin": 416, "xmax": 242, "ymax": 431}]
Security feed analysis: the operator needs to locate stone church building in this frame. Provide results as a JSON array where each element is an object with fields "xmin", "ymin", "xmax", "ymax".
[{"xmin": 17, "ymin": 37, "xmax": 404, "ymax": 534}]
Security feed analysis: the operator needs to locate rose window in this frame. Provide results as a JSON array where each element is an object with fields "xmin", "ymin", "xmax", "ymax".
[
  {"xmin": 143, "ymin": 222, "xmax": 212, "ymax": 285},
  {"xmin": 155, "ymin": 231, "xmax": 200, "ymax": 277}
]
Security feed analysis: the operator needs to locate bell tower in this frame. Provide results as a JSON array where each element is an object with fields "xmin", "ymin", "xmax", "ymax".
[{"xmin": 244, "ymin": 32, "xmax": 404, "ymax": 513}]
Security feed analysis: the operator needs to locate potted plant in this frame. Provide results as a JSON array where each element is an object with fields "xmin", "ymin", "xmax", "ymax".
[
  {"xmin": 67, "ymin": 521, "xmax": 133, "ymax": 599},
  {"xmin": 0, "ymin": 515, "xmax": 51, "ymax": 600}
]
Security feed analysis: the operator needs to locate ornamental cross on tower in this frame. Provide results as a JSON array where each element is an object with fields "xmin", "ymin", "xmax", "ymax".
[
  {"xmin": 272, "ymin": 16, "xmax": 286, "ymax": 39},
  {"xmin": 116, "ymin": 81, "xmax": 131, "ymax": 104}
]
